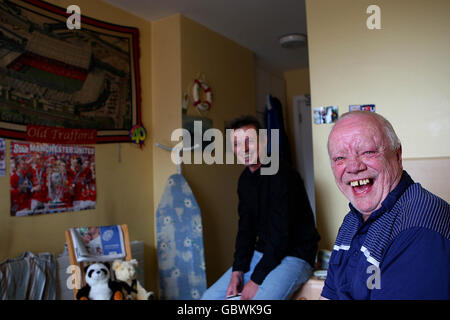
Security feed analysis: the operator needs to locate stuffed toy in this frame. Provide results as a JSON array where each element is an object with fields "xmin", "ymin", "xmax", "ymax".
[
  {"xmin": 112, "ymin": 259, "xmax": 154, "ymax": 300},
  {"xmin": 76, "ymin": 262, "xmax": 131, "ymax": 300}
]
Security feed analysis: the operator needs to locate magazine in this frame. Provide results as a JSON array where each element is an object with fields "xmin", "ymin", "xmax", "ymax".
[{"xmin": 70, "ymin": 225, "xmax": 126, "ymax": 262}]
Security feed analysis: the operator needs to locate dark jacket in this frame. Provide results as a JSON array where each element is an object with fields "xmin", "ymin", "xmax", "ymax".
[{"xmin": 232, "ymin": 160, "xmax": 320, "ymax": 285}]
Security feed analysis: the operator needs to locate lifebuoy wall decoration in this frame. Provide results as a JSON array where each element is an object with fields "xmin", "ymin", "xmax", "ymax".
[{"xmin": 192, "ymin": 79, "xmax": 213, "ymax": 112}]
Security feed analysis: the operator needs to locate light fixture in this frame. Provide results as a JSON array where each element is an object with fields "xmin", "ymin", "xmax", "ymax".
[{"xmin": 279, "ymin": 33, "xmax": 307, "ymax": 49}]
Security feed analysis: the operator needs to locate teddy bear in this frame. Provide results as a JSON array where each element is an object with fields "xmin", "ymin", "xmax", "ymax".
[
  {"xmin": 112, "ymin": 259, "xmax": 154, "ymax": 300},
  {"xmin": 76, "ymin": 262, "xmax": 132, "ymax": 300}
]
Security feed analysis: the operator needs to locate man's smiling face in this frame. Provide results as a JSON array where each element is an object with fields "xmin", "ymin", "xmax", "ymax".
[
  {"xmin": 328, "ymin": 114, "xmax": 403, "ymax": 219},
  {"xmin": 232, "ymin": 124, "xmax": 260, "ymax": 167}
]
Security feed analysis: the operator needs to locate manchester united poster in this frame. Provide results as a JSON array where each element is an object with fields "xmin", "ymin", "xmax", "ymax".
[{"xmin": 10, "ymin": 141, "xmax": 96, "ymax": 216}]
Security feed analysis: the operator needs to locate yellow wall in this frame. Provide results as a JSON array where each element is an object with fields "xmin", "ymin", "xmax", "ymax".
[
  {"xmin": 0, "ymin": 0, "xmax": 157, "ymax": 291},
  {"xmin": 151, "ymin": 14, "xmax": 182, "ymax": 214},
  {"xmin": 306, "ymin": 0, "xmax": 450, "ymax": 249},
  {"xmin": 179, "ymin": 15, "xmax": 256, "ymax": 285},
  {"xmin": 284, "ymin": 67, "xmax": 311, "ymax": 165},
  {"xmin": 0, "ymin": 1, "xmax": 257, "ymax": 295}
]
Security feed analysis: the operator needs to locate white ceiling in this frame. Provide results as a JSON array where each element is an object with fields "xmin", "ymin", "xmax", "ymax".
[{"xmin": 104, "ymin": 0, "xmax": 309, "ymax": 73}]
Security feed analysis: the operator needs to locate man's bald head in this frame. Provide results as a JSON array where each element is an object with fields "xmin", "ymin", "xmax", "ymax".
[{"xmin": 328, "ymin": 111, "xmax": 401, "ymax": 156}]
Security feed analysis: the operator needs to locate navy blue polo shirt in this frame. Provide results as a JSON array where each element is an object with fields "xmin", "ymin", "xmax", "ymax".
[{"xmin": 322, "ymin": 172, "xmax": 450, "ymax": 300}]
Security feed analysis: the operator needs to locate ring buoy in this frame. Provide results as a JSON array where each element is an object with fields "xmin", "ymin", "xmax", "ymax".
[{"xmin": 192, "ymin": 79, "xmax": 212, "ymax": 111}]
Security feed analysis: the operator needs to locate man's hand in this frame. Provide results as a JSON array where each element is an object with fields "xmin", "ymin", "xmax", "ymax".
[
  {"xmin": 226, "ymin": 271, "xmax": 243, "ymax": 298},
  {"xmin": 240, "ymin": 280, "xmax": 259, "ymax": 300}
]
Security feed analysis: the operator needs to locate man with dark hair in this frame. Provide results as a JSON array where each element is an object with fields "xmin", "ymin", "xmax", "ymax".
[
  {"xmin": 229, "ymin": 115, "xmax": 262, "ymax": 131},
  {"xmin": 202, "ymin": 115, "xmax": 320, "ymax": 300}
]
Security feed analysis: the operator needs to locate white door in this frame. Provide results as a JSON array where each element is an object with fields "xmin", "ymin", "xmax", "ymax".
[{"xmin": 293, "ymin": 95, "xmax": 316, "ymax": 219}]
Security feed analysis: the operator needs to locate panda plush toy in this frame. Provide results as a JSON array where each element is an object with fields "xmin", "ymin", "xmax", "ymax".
[{"xmin": 76, "ymin": 262, "xmax": 130, "ymax": 300}]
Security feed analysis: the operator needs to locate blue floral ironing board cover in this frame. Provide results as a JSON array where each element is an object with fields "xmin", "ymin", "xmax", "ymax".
[{"xmin": 156, "ymin": 173, "xmax": 207, "ymax": 299}]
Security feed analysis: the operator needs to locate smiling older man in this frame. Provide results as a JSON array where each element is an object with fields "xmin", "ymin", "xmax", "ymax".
[{"xmin": 322, "ymin": 111, "xmax": 449, "ymax": 300}]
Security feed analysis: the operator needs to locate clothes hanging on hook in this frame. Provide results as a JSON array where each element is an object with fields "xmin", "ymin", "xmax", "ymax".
[{"xmin": 264, "ymin": 95, "xmax": 292, "ymax": 165}]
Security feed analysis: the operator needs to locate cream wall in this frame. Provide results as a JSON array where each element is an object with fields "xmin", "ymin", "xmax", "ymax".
[
  {"xmin": 306, "ymin": 0, "xmax": 450, "ymax": 249},
  {"xmin": 0, "ymin": 0, "xmax": 157, "ymax": 291},
  {"xmin": 179, "ymin": 15, "xmax": 256, "ymax": 285}
]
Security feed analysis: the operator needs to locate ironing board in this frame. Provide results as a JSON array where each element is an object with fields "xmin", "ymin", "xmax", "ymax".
[{"xmin": 156, "ymin": 172, "xmax": 207, "ymax": 300}]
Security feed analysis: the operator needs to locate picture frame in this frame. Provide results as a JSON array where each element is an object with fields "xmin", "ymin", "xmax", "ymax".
[{"xmin": 0, "ymin": 0, "xmax": 142, "ymax": 143}]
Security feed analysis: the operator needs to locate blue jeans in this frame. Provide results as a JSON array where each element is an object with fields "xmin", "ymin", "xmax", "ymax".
[{"xmin": 201, "ymin": 251, "xmax": 312, "ymax": 300}]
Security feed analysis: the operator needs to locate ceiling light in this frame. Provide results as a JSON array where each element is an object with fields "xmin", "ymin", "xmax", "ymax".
[{"xmin": 279, "ymin": 33, "xmax": 307, "ymax": 49}]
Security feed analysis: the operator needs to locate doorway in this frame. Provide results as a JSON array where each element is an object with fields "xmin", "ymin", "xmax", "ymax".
[{"xmin": 292, "ymin": 95, "xmax": 316, "ymax": 219}]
